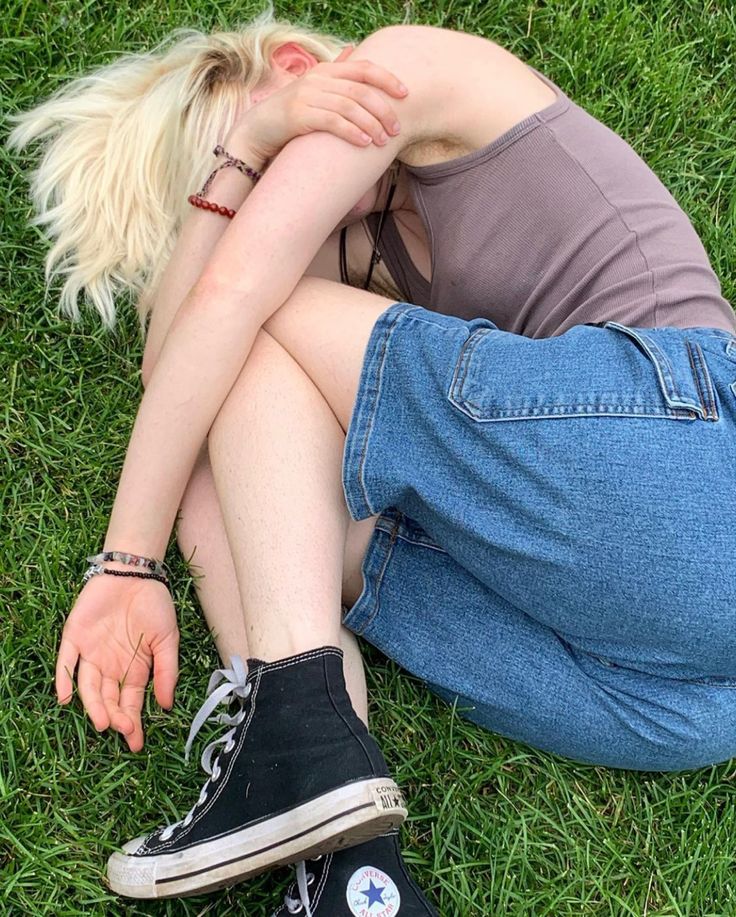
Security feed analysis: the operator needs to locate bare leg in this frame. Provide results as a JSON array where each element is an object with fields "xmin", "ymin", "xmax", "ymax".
[
  {"xmin": 208, "ymin": 327, "xmax": 352, "ymax": 660},
  {"xmin": 175, "ymin": 337, "xmax": 376, "ymax": 720},
  {"xmin": 175, "ymin": 442, "xmax": 250, "ymax": 664},
  {"xmin": 206, "ymin": 275, "xmax": 399, "ymax": 686}
]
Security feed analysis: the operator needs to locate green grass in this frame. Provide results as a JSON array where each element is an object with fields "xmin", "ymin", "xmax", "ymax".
[{"xmin": 3, "ymin": 0, "xmax": 736, "ymax": 914}]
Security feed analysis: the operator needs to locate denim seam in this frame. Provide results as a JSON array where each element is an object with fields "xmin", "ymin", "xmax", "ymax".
[
  {"xmin": 449, "ymin": 327, "xmax": 493, "ymax": 406},
  {"xmin": 686, "ymin": 341, "xmax": 718, "ymax": 421},
  {"xmin": 564, "ymin": 642, "xmax": 736, "ymax": 688},
  {"xmin": 353, "ymin": 306, "xmax": 411, "ymax": 517},
  {"xmin": 375, "ymin": 520, "xmax": 448, "ymax": 552},
  {"xmin": 391, "ymin": 530, "xmax": 448, "ymax": 552},
  {"xmin": 451, "ymin": 403, "xmax": 697, "ymax": 422},
  {"xmin": 357, "ymin": 516, "xmax": 401, "ymax": 636},
  {"xmin": 400, "ymin": 313, "xmax": 463, "ymax": 332}
]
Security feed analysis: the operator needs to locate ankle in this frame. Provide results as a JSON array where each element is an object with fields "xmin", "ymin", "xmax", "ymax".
[{"xmin": 247, "ymin": 635, "xmax": 343, "ymax": 664}]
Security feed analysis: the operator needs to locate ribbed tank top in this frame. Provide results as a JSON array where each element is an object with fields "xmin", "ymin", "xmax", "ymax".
[{"xmin": 365, "ymin": 67, "xmax": 736, "ymax": 337}]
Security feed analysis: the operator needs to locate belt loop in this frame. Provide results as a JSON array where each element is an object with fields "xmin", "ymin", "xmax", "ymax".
[{"xmin": 686, "ymin": 341, "xmax": 719, "ymax": 421}]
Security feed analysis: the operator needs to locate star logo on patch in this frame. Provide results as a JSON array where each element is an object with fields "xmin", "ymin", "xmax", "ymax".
[
  {"xmin": 346, "ymin": 865, "xmax": 401, "ymax": 915},
  {"xmin": 362, "ymin": 879, "xmax": 386, "ymax": 907}
]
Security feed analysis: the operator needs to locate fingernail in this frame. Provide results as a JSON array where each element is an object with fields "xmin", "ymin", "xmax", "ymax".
[
  {"xmin": 360, "ymin": 132, "xmax": 372, "ymax": 144},
  {"xmin": 378, "ymin": 132, "xmax": 388, "ymax": 144},
  {"xmin": 398, "ymin": 83, "xmax": 408, "ymax": 94},
  {"xmin": 391, "ymin": 122, "xmax": 401, "ymax": 134}
]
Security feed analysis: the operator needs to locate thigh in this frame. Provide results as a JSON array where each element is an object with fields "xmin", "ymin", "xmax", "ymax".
[
  {"xmin": 262, "ymin": 274, "xmax": 399, "ymax": 433},
  {"xmin": 339, "ymin": 301, "xmax": 736, "ymax": 682},
  {"xmin": 345, "ymin": 508, "xmax": 736, "ymax": 771}
]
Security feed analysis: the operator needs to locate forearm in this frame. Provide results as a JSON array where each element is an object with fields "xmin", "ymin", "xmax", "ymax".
[
  {"xmin": 104, "ymin": 279, "xmax": 263, "ymax": 557},
  {"xmin": 141, "ymin": 136, "xmax": 268, "ymax": 379}
]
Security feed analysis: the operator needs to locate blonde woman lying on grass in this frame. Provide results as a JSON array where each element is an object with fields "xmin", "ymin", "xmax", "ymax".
[{"xmin": 10, "ymin": 6, "xmax": 736, "ymax": 914}]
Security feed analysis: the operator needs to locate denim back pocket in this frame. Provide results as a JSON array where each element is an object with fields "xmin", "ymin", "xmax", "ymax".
[{"xmin": 447, "ymin": 319, "xmax": 717, "ymax": 423}]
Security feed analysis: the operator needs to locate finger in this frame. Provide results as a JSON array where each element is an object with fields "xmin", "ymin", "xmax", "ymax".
[
  {"xmin": 303, "ymin": 107, "xmax": 374, "ymax": 147},
  {"xmin": 308, "ymin": 91, "xmax": 394, "ymax": 145},
  {"xmin": 334, "ymin": 44, "xmax": 354, "ymax": 62},
  {"xmin": 77, "ymin": 658, "xmax": 111, "ymax": 732},
  {"xmin": 337, "ymin": 81, "xmax": 403, "ymax": 137},
  {"xmin": 55, "ymin": 635, "xmax": 79, "ymax": 704},
  {"xmin": 101, "ymin": 675, "xmax": 135, "ymax": 737},
  {"xmin": 119, "ymin": 681, "xmax": 146, "ymax": 753},
  {"xmin": 334, "ymin": 59, "xmax": 408, "ymax": 98},
  {"xmin": 152, "ymin": 635, "xmax": 179, "ymax": 710}
]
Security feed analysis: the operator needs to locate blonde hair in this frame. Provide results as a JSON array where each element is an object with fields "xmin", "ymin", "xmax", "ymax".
[{"xmin": 7, "ymin": 5, "xmax": 347, "ymax": 335}]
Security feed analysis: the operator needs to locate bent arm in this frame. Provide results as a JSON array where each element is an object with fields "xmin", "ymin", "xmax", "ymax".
[
  {"xmin": 140, "ymin": 143, "xmax": 268, "ymax": 384},
  {"xmin": 103, "ymin": 28, "xmax": 425, "ymax": 560}
]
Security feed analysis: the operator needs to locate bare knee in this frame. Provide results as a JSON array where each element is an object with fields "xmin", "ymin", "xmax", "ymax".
[{"xmin": 208, "ymin": 328, "xmax": 283, "ymax": 443}]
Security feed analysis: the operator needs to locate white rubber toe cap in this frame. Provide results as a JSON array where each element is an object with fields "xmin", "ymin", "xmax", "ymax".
[{"xmin": 107, "ymin": 843, "xmax": 158, "ymax": 898}]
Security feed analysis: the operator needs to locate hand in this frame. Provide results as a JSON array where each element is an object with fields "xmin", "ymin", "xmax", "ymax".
[
  {"xmin": 55, "ymin": 567, "xmax": 179, "ymax": 752},
  {"xmin": 231, "ymin": 44, "xmax": 409, "ymax": 162}
]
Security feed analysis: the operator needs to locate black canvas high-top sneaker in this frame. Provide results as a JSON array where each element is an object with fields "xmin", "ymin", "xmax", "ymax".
[
  {"xmin": 273, "ymin": 830, "xmax": 438, "ymax": 916},
  {"xmin": 107, "ymin": 647, "xmax": 407, "ymax": 899}
]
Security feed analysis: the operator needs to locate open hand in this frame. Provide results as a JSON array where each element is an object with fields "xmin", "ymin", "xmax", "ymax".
[
  {"xmin": 235, "ymin": 44, "xmax": 409, "ymax": 162},
  {"xmin": 55, "ymin": 568, "xmax": 179, "ymax": 752}
]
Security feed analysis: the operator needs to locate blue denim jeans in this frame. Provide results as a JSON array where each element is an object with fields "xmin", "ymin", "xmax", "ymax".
[{"xmin": 340, "ymin": 301, "xmax": 736, "ymax": 771}]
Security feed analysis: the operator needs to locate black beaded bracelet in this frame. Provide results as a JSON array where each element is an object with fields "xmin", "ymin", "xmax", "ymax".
[{"xmin": 102, "ymin": 569, "xmax": 169, "ymax": 584}]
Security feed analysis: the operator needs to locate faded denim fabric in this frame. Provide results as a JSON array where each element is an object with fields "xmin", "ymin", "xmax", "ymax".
[{"xmin": 341, "ymin": 301, "xmax": 736, "ymax": 771}]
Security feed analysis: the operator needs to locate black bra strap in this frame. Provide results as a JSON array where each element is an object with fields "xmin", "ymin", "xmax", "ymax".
[
  {"xmin": 340, "ymin": 162, "xmax": 399, "ymax": 290},
  {"xmin": 339, "ymin": 225, "xmax": 349, "ymax": 285},
  {"xmin": 363, "ymin": 177, "xmax": 397, "ymax": 290}
]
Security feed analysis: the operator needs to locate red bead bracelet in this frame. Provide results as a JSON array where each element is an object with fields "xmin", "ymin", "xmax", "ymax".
[{"xmin": 188, "ymin": 194, "xmax": 236, "ymax": 219}]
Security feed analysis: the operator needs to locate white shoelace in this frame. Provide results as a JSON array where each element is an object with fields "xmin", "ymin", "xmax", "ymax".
[
  {"xmin": 159, "ymin": 656, "xmax": 251, "ymax": 842},
  {"xmin": 282, "ymin": 860, "xmax": 317, "ymax": 916}
]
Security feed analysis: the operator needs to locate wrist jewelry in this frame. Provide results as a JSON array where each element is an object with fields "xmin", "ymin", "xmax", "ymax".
[
  {"xmin": 83, "ymin": 566, "xmax": 169, "ymax": 586},
  {"xmin": 86, "ymin": 550, "xmax": 171, "ymax": 579},
  {"xmin": 212, "ymin": 144, "xmax": 263, "ymax": 184},
  {"xmin": 188, "ymin": 144, "xmax": 264, "ymax": 219}
]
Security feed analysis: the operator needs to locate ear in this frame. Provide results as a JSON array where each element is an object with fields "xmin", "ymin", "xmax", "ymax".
[{"xmin": 270, "ymin": 41, "xmax": 319, "ymax": 77}]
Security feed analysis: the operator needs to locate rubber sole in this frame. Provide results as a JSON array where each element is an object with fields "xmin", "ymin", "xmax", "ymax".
[{"xmin": 107, "ymin": 777, "xmax": 407, "ymax": 899}]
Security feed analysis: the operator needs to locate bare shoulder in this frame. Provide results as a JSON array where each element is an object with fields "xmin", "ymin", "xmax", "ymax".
[{"xmin": 354, "ymin": 24, "xmax": 558, "ymax": 167}]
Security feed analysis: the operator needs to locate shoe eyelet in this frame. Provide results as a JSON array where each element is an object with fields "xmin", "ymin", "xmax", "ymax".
[
  {"xmin": 287, "ymin": 904, "xmax": 303, "ymax": 915},
  {"xmin": 307, "ymin": 872, "xmax": 315, "ymax": 885}
]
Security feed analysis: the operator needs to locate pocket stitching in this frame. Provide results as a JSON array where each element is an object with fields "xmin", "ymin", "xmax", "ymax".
[{"xmin": 449, "ymin": 323, "xmax": 705, "ymax": 423}]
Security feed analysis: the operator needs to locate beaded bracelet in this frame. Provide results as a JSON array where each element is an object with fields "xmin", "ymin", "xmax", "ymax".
[
  {"xmin": 86, "ymin": 550, "xmax": 171, "ymax": 580},
  {"xmin": 188, "ymin": 144, "xmax": 263, "ymax": 220},
  {"xmin": 188, "ymin": 194, "xmax": 235, "ymax": 219},
  {"xmin": 83, "ymin": 565, "xmax": 169, "ymax": 586}
]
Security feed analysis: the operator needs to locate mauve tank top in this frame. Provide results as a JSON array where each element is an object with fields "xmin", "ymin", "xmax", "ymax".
[{"xmin": 365, "ymin": 66, "xmax": 736, "ymax": 338}]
